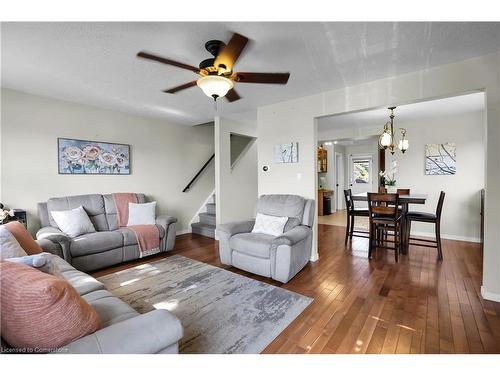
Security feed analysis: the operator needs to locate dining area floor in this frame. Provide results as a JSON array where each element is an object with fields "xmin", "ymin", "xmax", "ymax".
[
  {"xmin": 318, "ymin": 209, "xmax": 368, "ymax": 230},
  {"xmin": 303, "ymin": 224, "xmax": 499, "ymax": 354}
]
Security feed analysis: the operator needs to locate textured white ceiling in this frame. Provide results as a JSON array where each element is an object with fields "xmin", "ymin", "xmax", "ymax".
[
  {"xmin": 1, "ymin": 22, "xmax": 499, "ymax": 125},
  {"xmin": 318, "ymin": 91, "xmax": 485, "ymax": 135}
]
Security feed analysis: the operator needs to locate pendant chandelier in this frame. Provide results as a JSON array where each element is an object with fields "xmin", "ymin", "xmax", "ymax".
[{"xmin": 379, "ymin": 106, "xmax": 409, "ymax": 154}]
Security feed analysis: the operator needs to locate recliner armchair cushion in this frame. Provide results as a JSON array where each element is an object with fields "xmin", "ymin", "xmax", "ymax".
[
  {"xmin": 103, "ymin": 193, "xmax": 147, "ymax": 231},
  {"xmin": 47, "ymin": 194, "xmax": 108, "ymax": 231},
  {"xmin": 256, "ymin": 195, "xmax": 305, "ymax": 231},
  {"xmin": 230, "ymin": 232, "xmax": 275, "ymax": 259},
  {"xmin": 70, "ymin": 231, "xmax": 124, "ymax": 257}
]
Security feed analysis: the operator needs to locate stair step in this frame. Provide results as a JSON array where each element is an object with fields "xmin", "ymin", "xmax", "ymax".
[
  {"xmin": 206, "ymin": 203, "xmax": 216, "ymax": 215},
  {"xmin": 191, "ymin": 222, "xmax": 216, "ymax": 239},
  {"xmin": 199, "ymin": 212, "xmax": 216, "ymax": 226}
]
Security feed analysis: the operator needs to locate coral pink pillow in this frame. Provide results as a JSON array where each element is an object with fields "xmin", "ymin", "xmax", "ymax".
[
  {"xmin": 0, "ymin": 260, "xmax": 101, "ymax": 351},
  {"xmin": 3, "ymin": 221, "xmax": 42, "ymax": 255}
]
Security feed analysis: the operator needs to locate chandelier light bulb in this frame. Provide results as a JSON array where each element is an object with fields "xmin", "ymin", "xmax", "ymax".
[
  {"xmin": 380, "ymin": 132, "xmax": 392, "ymax": 148},
  {"xmin": 399, "ymin": 139, "xmax": 409, "ymax": 153}
]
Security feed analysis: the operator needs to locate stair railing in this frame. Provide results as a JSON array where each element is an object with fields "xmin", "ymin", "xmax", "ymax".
[{"xmin": 182, "ymin": 154, "xmax": 215, "ymax": 192}]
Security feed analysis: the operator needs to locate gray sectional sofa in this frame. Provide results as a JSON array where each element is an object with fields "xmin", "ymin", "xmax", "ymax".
[
  {"xmin": 36, "ymin": 193, "xmax": 177, "ymax": 272},
  {"xmin": 217, "ymin": 194, "xmax": 315, "ymax": 283},
  {"xmin": 36, "ymin": 239, "xmax": 183, "ymax": 354}
]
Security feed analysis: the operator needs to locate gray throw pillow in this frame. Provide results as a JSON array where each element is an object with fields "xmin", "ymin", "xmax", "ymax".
[
  {"xmin": 0, "ymin": 226, "xmax": 28, "ymax": 259},
  {"xmin": 6, "ymin": 253, "xmax": 61, "ymax": 277}
]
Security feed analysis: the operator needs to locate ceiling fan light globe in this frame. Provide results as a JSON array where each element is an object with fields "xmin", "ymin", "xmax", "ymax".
[{"xmin": 197, "ymin": 76, "xmax": 234, "ymax": 99}]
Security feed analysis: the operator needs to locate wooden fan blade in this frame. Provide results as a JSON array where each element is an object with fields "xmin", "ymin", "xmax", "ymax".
[
  {"xmin": 232, "ymin": 72, "xmax": 290, "ymax": 84},
  {"xmin": 163, "ymin": 81, "xmax": 198, "ymax": 94},
  {"xmin": 214, "ymin": 33, "xmax": 249, "ymax": 72},
  {"xmin": 225, "ymin": 88, "xmax": 241, "ymax": 102},
  {"xmin": 137, "ymin": 51, "xmax": 200, "ymax": 73}
]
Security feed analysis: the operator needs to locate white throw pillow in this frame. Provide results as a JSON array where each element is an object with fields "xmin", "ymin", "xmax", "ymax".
[
  {"xmin": 127, "ymin": 202, "xmax": 156, "ymax": 226},
  {"xmin": 251, "ymin": 213, "xmax": 288, "ymax": 237},
  {"xmin": 50, "ymin": 206, "xmax": 96, "ymax": 238},
  {"xmin": 0, "ymin": 226, "xmax": 28, "ymax": 259}
]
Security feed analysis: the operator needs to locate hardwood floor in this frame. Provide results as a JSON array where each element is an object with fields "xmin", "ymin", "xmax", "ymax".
[
  {"xmin": 318, "ymin": 209, "xmax": 369, "ymax": 230},
  {"xmin": 92, "ymin": 224, "xmax": 500, "ymax": 354}
]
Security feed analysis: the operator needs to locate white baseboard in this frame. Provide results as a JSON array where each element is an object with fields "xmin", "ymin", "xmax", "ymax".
[
  {"xmin": 481, "ymin": 286, "xmax": 500, "ymax": 302},
  {"xmin": 410, "ymin": 230, "xmax": 480, "ymax": 244},
  {"xmin": 176, "ymin": 229, "xmax": 191, "ymax": 236},
  {"xmin": 310, "ymin": 252, "xmax": 319, "ymax": 262}
]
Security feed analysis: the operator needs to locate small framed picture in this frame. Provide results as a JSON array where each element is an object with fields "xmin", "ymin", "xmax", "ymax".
[{"xmin": 274, "ymin": 142, "xmax": 299, "ymax": 163}]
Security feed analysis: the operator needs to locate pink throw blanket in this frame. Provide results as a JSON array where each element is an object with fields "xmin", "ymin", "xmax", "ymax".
[{"xmin": 113, "ymin": 193, "xmax": 160, "ymax": 258}]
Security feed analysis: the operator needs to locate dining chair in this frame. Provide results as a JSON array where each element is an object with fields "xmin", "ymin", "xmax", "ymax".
[
  {"xmin": 396, "ymin": 188, "xmax": 411, "ymax": 240},
  {"xmin": 343, "ymin": 189, "xmax": 369, "ymax": 244},
  {"xmin": 406, "ymin": 191, "xmax": 446, "ymax": 260},
  {"xmin": 367, "ymin": 193, "xmax": 402, "ymax": 263}
]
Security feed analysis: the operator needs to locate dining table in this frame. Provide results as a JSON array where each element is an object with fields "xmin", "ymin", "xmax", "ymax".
[{"xmin": 351, "ymin": 192, "xmax": 428, "ymax": 254}]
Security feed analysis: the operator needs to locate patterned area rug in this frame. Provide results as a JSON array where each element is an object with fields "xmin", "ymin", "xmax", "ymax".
[{"xmin": 97, "ymin": 255, "xmax": 312, "ymax": 354}]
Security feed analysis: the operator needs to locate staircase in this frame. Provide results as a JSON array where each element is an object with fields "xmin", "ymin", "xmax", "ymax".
[{"xmin": 191, "ymin": 194, "xmax": 216, "ymax": 238}]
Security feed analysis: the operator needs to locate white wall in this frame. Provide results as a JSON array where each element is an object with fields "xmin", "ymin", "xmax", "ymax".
[
  {"xmin": 215, "ymin": 116, "xmax": 258, "ymax": 227},
  {"xmin": 0, "ymin": 89, "xmax": 215, "ymax": 234},
  {"xmin": 388, "ymin": 111, "xmax": 485, "ymax": 242},
  {"xmin": 317, "ymin": 110, "xmax": 485, "ymax": 241},
  {"xmin": 257, "ymin": 52, "xmax": 500, "ymax": 301}
]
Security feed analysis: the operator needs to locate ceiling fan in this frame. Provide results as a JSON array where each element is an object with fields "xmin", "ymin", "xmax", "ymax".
[{"xmin": 137, "ymin": 32, "xmax": 290, "ymax": 103}]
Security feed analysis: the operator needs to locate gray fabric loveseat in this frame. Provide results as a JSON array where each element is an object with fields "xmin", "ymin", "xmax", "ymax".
[
  {"xmin": 217, "ymin": 194, "xmax": 315, "ymax": 283},
  {"xmin": 36, "ymin": 193, "xmax": 177, "ymax": 272},
  {"xmin": 34, "ymin": 239, "xmax": 183, "ymax": 354}
]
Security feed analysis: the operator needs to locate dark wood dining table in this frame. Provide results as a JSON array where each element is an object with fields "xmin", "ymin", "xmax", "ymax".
[{"xmin": 351, "ymin": 192, "xmax": 428, "ymax": 254}]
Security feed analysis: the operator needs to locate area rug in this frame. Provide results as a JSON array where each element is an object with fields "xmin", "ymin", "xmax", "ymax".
[{"xmin": 97, "ymin": 255, "xmax": 312, "ymax": 354}]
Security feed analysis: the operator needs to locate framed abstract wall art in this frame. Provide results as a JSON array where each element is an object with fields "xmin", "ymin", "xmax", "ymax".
[
  {"xmin": 274, "ymin": 142, "xmax": 299, "ymax": 163},
  {"xmin": 58, "ymin": 138, "xmax": 131, "ymax": 175},
  {"xmin": 425, "ymin": 143, "xmax": 456, "ymax": 175}
]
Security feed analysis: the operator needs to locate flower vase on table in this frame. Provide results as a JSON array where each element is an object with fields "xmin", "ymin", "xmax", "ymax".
[
  {"xmin": 380, "ymin": 160, "xmax": 398, "ymax": 194},
  {"xmin": 385, "ymin": 184, "xmax": 397, "ymax": 193}
]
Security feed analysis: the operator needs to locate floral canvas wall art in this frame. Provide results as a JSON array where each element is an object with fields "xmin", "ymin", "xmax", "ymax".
[
  {"xmin": 58, "ymin": 138, "xmax": 130, "ymax": 174},
  {"xmin": 425, "ymin": 143, "xmax": 456, "ymax": 175}
]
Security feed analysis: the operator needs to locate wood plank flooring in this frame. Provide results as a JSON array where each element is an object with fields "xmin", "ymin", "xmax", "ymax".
[{"xmin": 92, "ymin": 224, "xmax": 500, "ymax": 354}]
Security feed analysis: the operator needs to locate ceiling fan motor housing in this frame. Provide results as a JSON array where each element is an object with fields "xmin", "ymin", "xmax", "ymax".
[{"xmin": 205, "ymin": 40, "xmax": 225, "ymax": 57}]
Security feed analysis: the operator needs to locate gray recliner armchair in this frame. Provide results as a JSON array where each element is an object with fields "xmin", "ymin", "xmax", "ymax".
[{"xmin": 217, "ymin": 194, "xmax": 315, "ymax": 283}]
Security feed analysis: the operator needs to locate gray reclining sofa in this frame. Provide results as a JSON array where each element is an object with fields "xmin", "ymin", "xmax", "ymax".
[
  {"xmin": 5, "ymin": 239, "xmax": 183, "ymax": 354},
  {"xmin": 217, "ymin": 194, "xmax": 315, "ymax": 283},
  {"xmin": 36, "ymin": 193, "xmax": 177, "ymax": 272}
]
